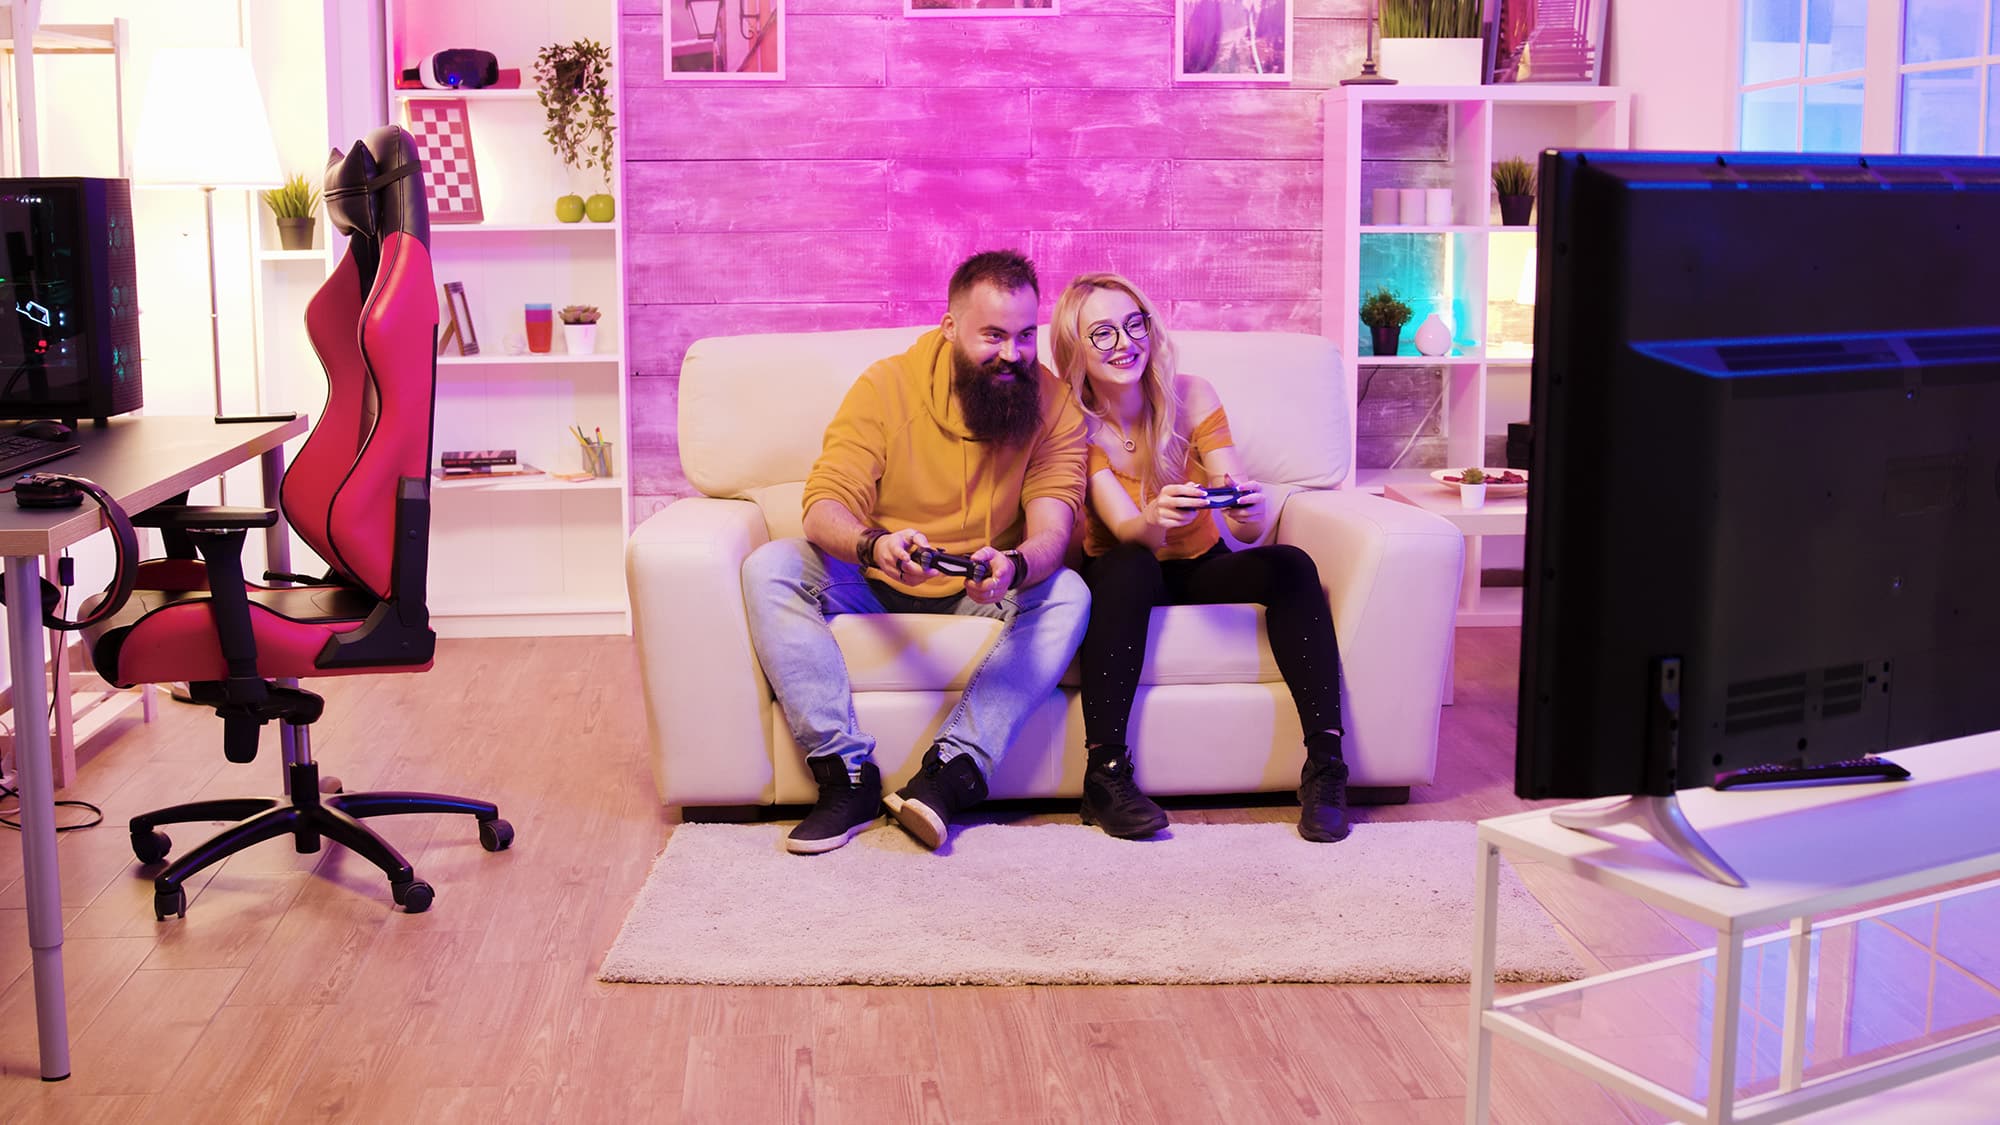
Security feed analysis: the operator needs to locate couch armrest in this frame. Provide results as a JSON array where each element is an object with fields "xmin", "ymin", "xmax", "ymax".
[
  {"xmin": 1275, "ymin": 489, "xmax": 1464, "ymax": 788},
  {"xmin": 626, "ymin": 497, "xmax": 775, "ymax": 805}
]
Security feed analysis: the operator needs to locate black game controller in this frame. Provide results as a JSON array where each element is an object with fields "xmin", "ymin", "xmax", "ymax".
[
  {"xmin": 1198, "ymin": 486, "xmax": 1250, "ymax": 509},
  {"xmin": 910, "ymin": 545, "xmax": 992, "ymax": 582}
]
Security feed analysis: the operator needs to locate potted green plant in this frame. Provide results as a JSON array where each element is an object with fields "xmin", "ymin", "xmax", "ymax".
[
  {"xmin": 1493, "ymin": 157, "xmax": 1537, "ymax": 226},
  {"xmin": 534, "ymin": 39, "xmax": 617, "ymax": 223},
  {"xmin": 261, "ymin": 172, "xmax": 321, "ymax": 251},
  {"xmin": 1455, "ymin": 465, "xmax": 1487, "ymax": 509},
  {"xmin": 559, "ymin": 304, "xmax": 601, "ymax": 355},
  {"xmin": 1359, "ymin": 285, "xmax": 1414, "ymax": 358},
  {"xmin": 1377, "ymin": 0, "xmax": 1485, "ymax": 85}
]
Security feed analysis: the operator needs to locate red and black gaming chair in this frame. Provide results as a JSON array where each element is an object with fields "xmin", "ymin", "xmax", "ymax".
[{"xmin": 82, "ymin": 125, "xmax": 511, "ymax": 919}]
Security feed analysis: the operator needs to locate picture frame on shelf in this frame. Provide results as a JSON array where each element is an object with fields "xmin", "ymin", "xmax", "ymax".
[
  {"xmin": 440, "ymin": 281, "xmax": 480, "ymax": 357},
  {"xmin": 668, "ymin": 0, "xmax": 785, "ymax": 78},
  {"xmin": 1485, "ymin": 0, "xmax": 1609, "ymax": 85},
  {"xmin": 1176, "ymin": 0, "xmax": 1293, "ymax": 83},
  {"xmin": 403, "ymin": 97, "xmax": 485, "ymax": 223},
  {"xmin": 905, "ymin": 0, "xmax": 1057, "ymax": 16}
]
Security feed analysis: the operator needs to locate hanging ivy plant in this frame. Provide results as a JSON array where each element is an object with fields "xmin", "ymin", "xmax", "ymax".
[{"xmin": 534, "ymin": 39, "xmax": 616, "ymax": 184}]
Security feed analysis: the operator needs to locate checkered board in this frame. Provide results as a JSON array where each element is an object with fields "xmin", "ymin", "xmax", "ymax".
[{"xmin": 404, "ymin": 98, "xmax": 484, "ymax": 223}]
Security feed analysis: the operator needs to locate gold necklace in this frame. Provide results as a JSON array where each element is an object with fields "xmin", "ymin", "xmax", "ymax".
[{"xmin": 1103, "ymin": 415, "xmax": 1137, "ymax": 453}]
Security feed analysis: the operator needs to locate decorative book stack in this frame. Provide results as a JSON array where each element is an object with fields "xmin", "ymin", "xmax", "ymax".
[{"xmin": 436, "ymin": 449, "xmax": 541, "ymax": 479}]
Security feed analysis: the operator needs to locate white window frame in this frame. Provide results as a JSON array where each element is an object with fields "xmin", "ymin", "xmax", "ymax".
[{"xmin": 1736, "ymin": 0, "xmax": 1904, "ymax": 151}]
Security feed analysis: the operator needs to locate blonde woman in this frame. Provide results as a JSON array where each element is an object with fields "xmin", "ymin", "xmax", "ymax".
[{"xmin": 1051, "ymin": 273, "xmax": 1349, "ymax": 842}]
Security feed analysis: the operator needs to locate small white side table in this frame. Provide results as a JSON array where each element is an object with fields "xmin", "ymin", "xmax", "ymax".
[
  {"xmin": 1467, "ymin": 735, "xmax": 2000, "ymax": 1124},
  {"xmin": 1382, "ymin": 480, "xmax": 1525, "ymax": 627}
]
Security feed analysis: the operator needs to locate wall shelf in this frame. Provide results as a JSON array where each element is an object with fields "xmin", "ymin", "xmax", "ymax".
[
  {"xmin": 438, "ymin": 352, "xmax": 623, "ymax": 367},
  {"xmin": 430, "ymin": 222, "xmax": 618, "ymax": 235}
]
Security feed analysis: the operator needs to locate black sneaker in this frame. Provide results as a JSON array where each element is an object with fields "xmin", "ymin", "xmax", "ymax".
[
  {"xmin": 884, "ymin": 744, "xmax": 988, "ymax": 850},
  {"xmin": 1298, "ymin": 746, "xmax": 1351, "ymax": 843},
  {"xmin": 1080, "ymin": 745, "xmax": 1169, "ymax": 839},
  {"xmin": 786, "ymin": 756, "xmax": 882, "ymax": 855}
]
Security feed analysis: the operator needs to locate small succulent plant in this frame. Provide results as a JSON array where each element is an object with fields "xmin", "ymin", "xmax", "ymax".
[{"xmin": 559, "ymin": 304, "xmax": 600, "ymax": 325}]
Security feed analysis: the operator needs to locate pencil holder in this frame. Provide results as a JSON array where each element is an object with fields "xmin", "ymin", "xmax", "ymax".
[{"xmin": 583, "ymin": 441, "xmax": 613, "ymax": 479}]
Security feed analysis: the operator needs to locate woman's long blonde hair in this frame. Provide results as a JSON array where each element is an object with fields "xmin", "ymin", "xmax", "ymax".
[{"xmin": 1051, "ymin": 273, "xmax": 1188, "ymax": 500}]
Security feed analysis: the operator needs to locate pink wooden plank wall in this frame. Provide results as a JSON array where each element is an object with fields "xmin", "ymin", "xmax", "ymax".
[{"xmin": 618, "ymin": 0, "xmax": 1375, "ymax": 503}]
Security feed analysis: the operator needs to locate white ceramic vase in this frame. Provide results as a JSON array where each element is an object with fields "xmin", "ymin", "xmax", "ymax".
[
  {"xmin": 563, "ymin": 322, "xmax": 598, "ymax": 356},
  {"xmin": 1376, "ymin": 37, "xmax": 1485, "ymax": 86},
  {"xmin": 1414, "ymin": 313, "xmax": 1452, "ymax": 357}
]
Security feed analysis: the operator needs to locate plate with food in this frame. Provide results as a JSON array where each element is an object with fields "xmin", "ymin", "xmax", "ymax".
[{"xmin": 1431, "ymin": 467, "xmax": 1529, "ymax": 496}]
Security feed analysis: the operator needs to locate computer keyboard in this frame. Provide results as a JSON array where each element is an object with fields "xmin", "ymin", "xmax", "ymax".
[{"xmin": 0, "ymin": 430, "xmax": 79, "ymax": 479}]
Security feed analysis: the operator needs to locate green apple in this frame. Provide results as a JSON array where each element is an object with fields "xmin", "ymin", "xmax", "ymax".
[
  {"xmin": 585, "ymin": 193, "xmax": 616, "ymax": 223},
  {"xmin": 554, "ymin": 194, "xmax": 586, "ymax": 223}
]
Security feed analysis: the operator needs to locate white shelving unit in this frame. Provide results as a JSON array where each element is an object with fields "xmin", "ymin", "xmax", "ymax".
[
  {"xmin": 1323, "ymin": 85, "xmax": 1629, "ymax": 626},
  {"xmin": 1322, "ymin": 84, "xmax": 1632, "ymax": 490},
  {"xmin": 385, "ymin": 0, "xmax": 630, "ymax": 638}
]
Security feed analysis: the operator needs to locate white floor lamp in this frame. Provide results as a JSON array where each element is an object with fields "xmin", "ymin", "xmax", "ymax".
[{"xmin": 132, "ymin": 46, "xmax": 283, "ymax": 461}]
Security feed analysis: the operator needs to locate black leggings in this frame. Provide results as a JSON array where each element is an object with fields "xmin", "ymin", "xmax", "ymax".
[{"xmin": 1078, "ymin": 540, "xmax": 1344, "ymax": 748}]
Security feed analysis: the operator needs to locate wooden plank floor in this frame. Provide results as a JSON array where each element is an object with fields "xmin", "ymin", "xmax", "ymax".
[{"xmin": 0, "ymin": 630, "xmax": 1956, "ymax": 1122}]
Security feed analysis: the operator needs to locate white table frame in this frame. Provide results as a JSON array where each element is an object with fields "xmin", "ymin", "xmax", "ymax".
[
  {"xmin": 1467, "ymin": 736, "xmax": 2000, "ymax": 1124},
  {"xmin": 5, "ymin": 414, "xmax": 306, "ymax": 1080}
]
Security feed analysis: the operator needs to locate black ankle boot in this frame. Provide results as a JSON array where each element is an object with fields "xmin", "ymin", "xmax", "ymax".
[
  {"xmin": 1298, "ymin": 736, "xmax": 1351, "ymax": 843},
  {"xmin": 885, "ymin": 744, "xmax": 988, "ymax": 850},
  {"xmin": 787, "ymin": 755, "xmax": 882, "ymax": 855},
  {"xmin": 1080, "ymin": 744, "xmax": 1169, "ymax": 839}
]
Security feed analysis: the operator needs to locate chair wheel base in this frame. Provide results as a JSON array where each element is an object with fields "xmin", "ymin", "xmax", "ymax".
[
  {"xmin": 392, "ymin": 879, "xmax": 434, "ymax": 913},
  {"xmin": 155, "ymin": 886, "xmax": 186, "ymax": 921},
  {"xmin": 132, "ymin": 829, "xmax": 172, "ymax": 865},
  {"xmin": 479, "ymin": 818, "xmax": 514, "ymax": 852}
]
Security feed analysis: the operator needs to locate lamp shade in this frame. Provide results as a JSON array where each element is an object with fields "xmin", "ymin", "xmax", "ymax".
[{"xmin": 133, "ymin": 48, "xmax": 283, "ymax": 189}]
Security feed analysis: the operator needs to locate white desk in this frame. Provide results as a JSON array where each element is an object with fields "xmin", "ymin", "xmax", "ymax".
[
  {"xmin": 1466, "ymin": 736, "xmax": 2000, "ymax": 1124},
  {"xmin": 5, "ymin": 413, "xmax": 306, "ymax": 1080},
  {"xmin": 1382, "ymin": 480, "xmax": 1525, "ymax": 627}
]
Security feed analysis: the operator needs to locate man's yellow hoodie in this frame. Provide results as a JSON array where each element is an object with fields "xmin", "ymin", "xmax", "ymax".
[{"xmin": 802, "ymin": 328, "xmax": 1087, "ymax": 597}]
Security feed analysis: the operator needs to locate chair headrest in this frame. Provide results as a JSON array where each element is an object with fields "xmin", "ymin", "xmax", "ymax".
[{"xmin": 322, "ymin": 124, "xmax": 430, "ymax": 248}]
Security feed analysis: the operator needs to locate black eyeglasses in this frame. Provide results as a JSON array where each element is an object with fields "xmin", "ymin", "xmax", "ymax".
[{"xmin": 1087, "ymin": 313, "xmax": 1151, "ymax": 353}]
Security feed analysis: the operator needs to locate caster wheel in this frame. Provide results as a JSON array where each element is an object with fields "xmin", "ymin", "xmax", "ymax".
[
  {"xmin": 393, "ymin": 879, "xmax": 434, "ymax": 913},
  {"xmin": 479, "ymin": 818, "xmax": 514, "ymax": 852},
  {"xmin": 132, "ymin": 829, "xmax": 172, "ymax": 865},
  {"xmin": 154, "ymin": 886, "xmax": 186, "ymax": 921},
  {"xmin": 319, "ymin": 776, "xmax": 343, "ymax": 795}
]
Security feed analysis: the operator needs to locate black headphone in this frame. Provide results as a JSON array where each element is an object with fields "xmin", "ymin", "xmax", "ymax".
[{"xmin": 0, "ymin": 472, "xmax": 138, "ymax": 631}]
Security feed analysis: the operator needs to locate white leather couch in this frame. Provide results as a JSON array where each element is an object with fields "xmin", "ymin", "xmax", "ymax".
[{"xmin": 626, "ymin": 327, "xmax": 1464, "ymax": 811}]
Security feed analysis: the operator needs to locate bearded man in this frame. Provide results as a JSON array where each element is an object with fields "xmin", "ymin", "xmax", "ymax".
[{"xmin": 740, "ymin": 250, "xmax": 1092, "ymax": 855}]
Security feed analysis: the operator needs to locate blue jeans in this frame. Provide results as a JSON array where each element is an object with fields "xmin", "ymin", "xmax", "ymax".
[{"xmin": 741, "ymin": 538, "xmax": 1090, "ymax": 777}]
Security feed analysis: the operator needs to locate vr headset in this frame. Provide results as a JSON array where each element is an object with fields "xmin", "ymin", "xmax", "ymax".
[{"xmin": 401, "ymin": 49, "xmax": 499, "ymax": 90}]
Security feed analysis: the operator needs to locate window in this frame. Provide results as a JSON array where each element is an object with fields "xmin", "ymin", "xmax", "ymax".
[
  {"xmin": 1900, "ymin": 0, "xmax": 1997, "ymax": 153},
  {"xmin": 1738, "ymin": 1, "xmax": 1998, "ymax": 153}
]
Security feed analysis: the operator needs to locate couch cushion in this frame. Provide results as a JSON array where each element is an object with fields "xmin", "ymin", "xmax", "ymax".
[{"xmin": 832, "ymin": 603, "xmax": 1278, "ymax": 694}]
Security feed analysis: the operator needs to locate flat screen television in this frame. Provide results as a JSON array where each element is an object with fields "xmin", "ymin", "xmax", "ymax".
[
  {"xmin": 1517, "ymin": 151, "xmax": 2000, "ymax": 883},
  {"xmin": 0, "ymin": 177, "xmax": 143, "ymax": 424}
]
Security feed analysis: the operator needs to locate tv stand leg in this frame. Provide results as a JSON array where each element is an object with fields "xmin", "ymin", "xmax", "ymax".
[{"xmin": 1551, "ymin": 794, "xmax": 1746, "ymax": 887}]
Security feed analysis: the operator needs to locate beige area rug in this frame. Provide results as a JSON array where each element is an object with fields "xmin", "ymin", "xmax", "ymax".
[{"xmin": 599, "ymin": 820, "xmax": 1585, "ymax": 986}]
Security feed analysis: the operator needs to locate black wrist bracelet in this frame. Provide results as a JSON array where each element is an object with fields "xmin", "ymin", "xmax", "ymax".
[
  {"xmin": 1006, "ymin": 550, "xmax": 1028, "ymax": 590},
  {"xmin": 856, "ymin": 528, "xmax": 887, "ymax": 570}
]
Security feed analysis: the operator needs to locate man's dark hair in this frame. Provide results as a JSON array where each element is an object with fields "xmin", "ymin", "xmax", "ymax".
[{"xmin": 948, "ymin": 249, "xmax": 1039, "ymax": 306}]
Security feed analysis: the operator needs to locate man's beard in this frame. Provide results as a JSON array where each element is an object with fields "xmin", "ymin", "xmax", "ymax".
[{"xmin": 952, "ymin": 346, "xmax": 1044, "ymax": 446}]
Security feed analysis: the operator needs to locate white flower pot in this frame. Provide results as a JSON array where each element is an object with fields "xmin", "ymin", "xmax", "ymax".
[
  {"xmin": 1377, "ymin": 37, "xmax": 1485, "ymax": 86},
  {"xmin": 1459, "ymin": 482, "xmax": 1487, "ymax": 509},
  {"xmin": 562, "ymin": 322, "xmax": 598, "ymax": 356}
]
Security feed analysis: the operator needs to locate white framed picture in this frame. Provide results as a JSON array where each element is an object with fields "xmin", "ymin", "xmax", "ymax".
[
  {"xmin": 666, "ymin": 0, "xmax": 786, "ymax": 80},
  {"xmin": 904, "ymin": 0, "xmax": 1059, "ymax": 17},
  {"xmin": 1176, "ymin": 0, "xmax": 1293, "ymax": 83}
]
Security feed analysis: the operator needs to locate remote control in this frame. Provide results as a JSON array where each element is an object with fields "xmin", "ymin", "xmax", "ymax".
[{"xmin": 910, "ymin": 546, "xmax": 991, "ymax": 582}]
